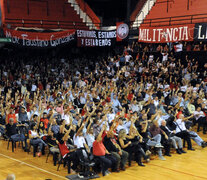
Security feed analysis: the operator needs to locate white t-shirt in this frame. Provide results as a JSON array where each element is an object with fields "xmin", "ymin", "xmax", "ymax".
[
  {"xmin": 30, "ymin": 130, "xmax": 38, "ymax": 138},
  {"xmin": 180, "ymin": 85, "xmax": 188, "ymax": 92},
  {"xmin": 154, "ymin": 100, "xmax": 159, "ymax": 108},
  {"xmin": 124, "ymin": 71, "xmax": 130, "ymax": 77},
  {"xmin": 149, "ymin": 55, "xmax": 154, "ymax": 63},
  {"xmin": 85, "ymin": 133, "xmax": 95, "ymax": 149},
  {"xmin": 175, "ymin": 43, "xmax": 183, "ymax": 52},
  {"xmin": 125, "ymin": 55, "xmax": 132, "ymax": 62},
  {"xmin": 31, "ymin": 84, "xmax": 37, "ymax": 92},
  {"xmin": 162, "ymin": 53, "xmax": 168, "ymax": 62},
  {"xmin": 73, "ymin": 135, "xmax": 86, "ymax": 148},
  {"xmin": 175, "ymin": 119, "xmax": 186, "ymax": 133},
  {"xmin": 193, "ymin": 111, "xmax": 205, "ymax": 120},
  {"xmin": 107, "ymin": 113, "xmax": 115, "ymax": 123},
  {"xmin": 62, "ymin": 114, "xmax": 71, "ymax": 125},
  {"xmin": 73, "ymin": 135, "xmax": 88, "ymax": 157}
]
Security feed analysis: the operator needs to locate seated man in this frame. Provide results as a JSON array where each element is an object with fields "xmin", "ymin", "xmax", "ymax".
[
  {"xmin": 73, "ymin": 108, "xmax": 97, "ymax": 159},
  {"xmin": 73, "ymin": 122, "xmax": 91, "ymax": 159},
  {"xmin": 149, "ymin": 120, "xmax": 169, "ymax": 159},
  {"xmin": 160, "ymin": 120, "xmax": 186, "ymax": 154},
  {"xmin": 187, "ymin": 126, "xmax": 207, "ymax": 148},
  {"xmin": 6, "ymin": 118, "xmax": 27, "ymax": 150},
  {"xmin": 193, "ymin": 107, "xmax": 207, "ymax": 134},
  {"xmin": 18, "ymin": 106, "xmax": 29, "ymax": 123},
  {"xmin": 174, "ymin": 114, "xmax": 195, "ymax": 151}
]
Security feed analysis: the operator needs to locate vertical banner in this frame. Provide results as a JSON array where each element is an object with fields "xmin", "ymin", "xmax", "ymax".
[{"xmin": 116, "ymin": 22, "xmax": 129, "ymax": 41}]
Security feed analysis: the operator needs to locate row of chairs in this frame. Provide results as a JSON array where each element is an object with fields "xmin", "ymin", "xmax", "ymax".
[{"xmin": 6, "ymin": 135, "xmax": 100, "ymax": 178}]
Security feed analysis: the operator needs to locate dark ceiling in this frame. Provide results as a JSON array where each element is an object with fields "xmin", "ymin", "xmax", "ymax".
[{"xmin": 84, "ymin": 0, "xmax": 139, "ymax": 26}]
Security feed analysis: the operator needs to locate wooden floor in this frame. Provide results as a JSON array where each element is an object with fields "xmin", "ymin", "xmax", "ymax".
[{"xmin": 0, "ymin": 133, "xmax": 207, "ymax": 180}]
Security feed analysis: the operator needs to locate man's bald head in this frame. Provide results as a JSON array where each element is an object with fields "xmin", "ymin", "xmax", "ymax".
[{"xmin": 6, "ymin": 174, "xmax": 15, "ymax": 180}]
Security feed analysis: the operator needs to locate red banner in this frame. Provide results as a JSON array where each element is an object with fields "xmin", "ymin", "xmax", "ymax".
[
  {"xmin": 3, "ymin": 28, "xmax": 75, "ymax": 47},
  {"xmin": 139, "ymin": 24, "xmax": 195, "ymax": 43}
]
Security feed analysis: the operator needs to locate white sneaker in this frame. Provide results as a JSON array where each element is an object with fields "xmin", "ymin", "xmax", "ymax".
[
  {"xmin": 155, "ymin": 144, "xmax": 164, "ymax": 148},
  {"xmin": 78, "ymin": 174, "xmax": 84, "ymax": 178},
  {"xmin": 106, "ymin": 170, "xmax": 111, "ymax": 174},
  {"xmin": 159, "ymin": 156, "xmax": 166, "ymax": 161}
]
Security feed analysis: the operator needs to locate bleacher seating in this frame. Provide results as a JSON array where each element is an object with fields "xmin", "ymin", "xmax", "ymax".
[
  {"xmin": 75, "ymin": 0, "xmax": 101, "ymax": 29},
  {"xmin": 138, "ymin": 0, "xmax": 207, "ymax": 27},
  {"xmin": 0, "ymin": 0, "xmax": 99, "ymax": 30},
  {"xmin": 130, "ymin": 0, "xmax": 149, "ymax": 23}
]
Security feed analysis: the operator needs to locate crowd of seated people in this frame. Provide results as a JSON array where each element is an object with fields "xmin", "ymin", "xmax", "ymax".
[{"xmin": 0, "ymin": 41, "xmax": 207, "ymax": 177}]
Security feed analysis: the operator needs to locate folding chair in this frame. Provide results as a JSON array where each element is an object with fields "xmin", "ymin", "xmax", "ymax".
[
  {"xmin": 76, "ymin": 147, "xmax": 96, "ymax": 178},
  {"xmin": 57, "ymin": 145, "xmax": 72, "ymax": 174}
]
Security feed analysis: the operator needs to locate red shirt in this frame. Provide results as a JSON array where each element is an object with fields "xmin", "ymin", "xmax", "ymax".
[
  {"xmin": 15, "ymin": 105, "xmax": 20, "ymax": 114},
  {"xmin": 40, "ymin": 118, "xmax": 49, "ymax": 129},
  {"xmin": 176, "ymin": 111, "xmax": 183, "ymax": 119},
  {"xmin": 127, "ymin": 93, "xmax": 133, "ymax": 101},
  {"xmin": 106, "ymin": 97, "xmax": 111, "ymax": 102},
  {"xmin": 27, "ymin": 103, "xmax": 32, "ymax": 112},
  {"xmin": 93, "ymin": 140, "xmax": 106, "ymax": 156},
  {"xmin": 81, "ymin": 108, "xmax": 87, "ymax": 116},
  {"xmin": 59, "ymin": 142, "xmax": 69, "ymax": 158},
  {"xmin": 7, "ymin": 114, "xmax": 17, "ymax": 124},
  {"xmin": 38, "ymin": 83, "xmax": 43, "ymax": 90}
]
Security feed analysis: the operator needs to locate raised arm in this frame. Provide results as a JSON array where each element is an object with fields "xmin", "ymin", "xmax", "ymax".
[
  {"xmin": 96, "ymin": 124, "xmax": 107, "ymax": 142},
  {"xmin": 75, "ymin": 122, "xmax": 85, "ymax": 137},
  {"xmin": 62, "ymin": 125, "xmax": 73, "ymax": 141}
]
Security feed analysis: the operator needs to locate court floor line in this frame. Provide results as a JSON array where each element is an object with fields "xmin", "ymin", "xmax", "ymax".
[
  {"xmin": 1, "ymin": 152, "xmax": 207, "ymax": 180},
  {"xmin": 150, "ymin": 164, "xmax": 207, "ymax": 180},
  {"xmin": 0, "ymin": 153, "xmax": 67, "ymax": 180}
]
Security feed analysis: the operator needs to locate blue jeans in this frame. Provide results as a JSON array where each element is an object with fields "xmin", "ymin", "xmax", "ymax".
[
  {"xmin": 11, "ymin": 134, "xmax": 27, "ymax": 148},
  {"xmin": 147, "ymin": 134, "xmax": 163, "ymax": 157},
  {"xmin": 0, "ymin": 126, "xmax": 5, "ymax": 135},
  {"xmin": 95, "ymin": 156, "xmax": 112, "ymax": 174},
  {"xmin": 147, "ymin": 134, "xmax": 162, "ymax": 146},
  {"xmin": 11, "ymin": 134, "xmax": 25, "ymax": 142},
  {"xmin": 189, "ymin": 131, "xmax": 204, "ymax": 146},
  {"xmin": 30, "ymin": 138, "xmax": 47, "ymax": 151}
]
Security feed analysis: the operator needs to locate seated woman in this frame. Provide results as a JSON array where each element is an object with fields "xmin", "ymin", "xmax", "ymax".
[
  {"xmin": 118, "ymin": 126, "xmax": 149, "ymax": 167},
  {"xmin": 45, "ymin": 126, "xmax": 60, "ymax": 166},
  {"xmin": 57, "ymin": 126, "xmax": 79, "ymax": 173},
  {"xmin": 56, "ymin": 119, "xmax": 67, "ymax": 142},
  {"xmin": 38, "ymin": 121, "xmax": 47, "ymax": 137},
  {"xmin": 29, "ymin": 123, "xmax": 47, "ymax": 157},
  {"xmin": 93, "ymin": 124, "xmax": 113, "ymax": 176},
  {"xmin": 138, "ymin": 117, "xmax": 165, "ymax": 160}
]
